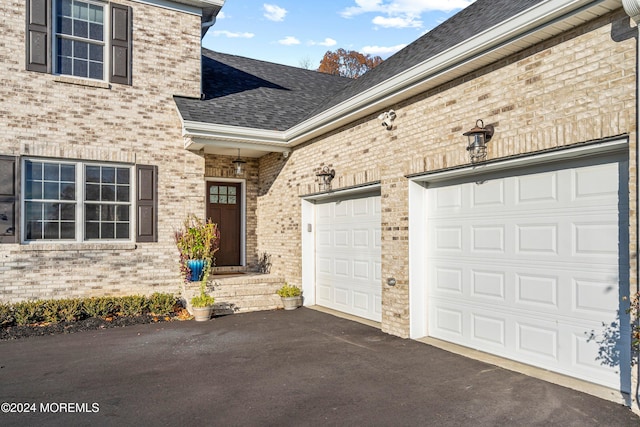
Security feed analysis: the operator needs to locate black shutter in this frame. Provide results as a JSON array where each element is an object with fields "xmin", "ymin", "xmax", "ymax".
[
  {"xmin": 25, "ymin": 0, "xmax": 51, "ymax": 73},
  {"xmin": 136, "ymin": 165, "xmax": 157, "ymax": 242},
  {"xmin": 110, "ymin": 3, "xmax": 132, "ymax": 85},
  {"xmin": 0, "ymin": 156, "xmax": 19, "ymax": 244}
]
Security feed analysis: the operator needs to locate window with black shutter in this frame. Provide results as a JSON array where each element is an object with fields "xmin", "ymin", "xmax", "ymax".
[{"xmin": 25, "ymin": 0, "xmax": 132, "ymax": 85}]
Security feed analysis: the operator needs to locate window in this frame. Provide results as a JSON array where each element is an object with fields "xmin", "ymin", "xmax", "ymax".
[
  {"xmin": 26, "ymin": 0, "xmax": 132, "ymax": 85},
  {"xmin": 24, "ymin": 160, "xmax": 131, "ymax": 241},
  {"xmin": 3, "ymin": 159, "xmax": 157, "ymax": 244},
  {"xmin": 55, "ymin": 0, "xmax": 105, "ymax": 79}
]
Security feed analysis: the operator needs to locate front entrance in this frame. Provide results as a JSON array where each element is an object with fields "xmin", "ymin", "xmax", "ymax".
[{"xmin": 207, "ymin": 181, "xmax": 241, "ymax": 266}]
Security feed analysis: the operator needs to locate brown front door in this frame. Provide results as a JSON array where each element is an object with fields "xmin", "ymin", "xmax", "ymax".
[{"xmin": 207, "ymin": 182, "xmax": 241, "ymax": 266}]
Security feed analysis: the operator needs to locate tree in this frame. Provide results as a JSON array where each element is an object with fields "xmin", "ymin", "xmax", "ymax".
[
  {"xmin": 298, "ymin": 56, "xmax": 314, "ymax": 70},
  {"xmin": 317, "ymin": 48, "xmax": 383, "ymax": 78}
]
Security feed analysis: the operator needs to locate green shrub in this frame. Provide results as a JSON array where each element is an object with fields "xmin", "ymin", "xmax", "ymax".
[
  {"xmin": 58, "ymin": 298, "xmax": 82, "ymax": 322},
  {"xmin": 43, "ymin": 299, "xmax": 83, "ymax": 323},
  {"xmin": 13, "ymin": 301, "xmax": 43, "ymax": 326},
  {"xmin": 148, "ymin": 293, "xmax": 177, "ymax": 315},
  {"xmin": 0, "ymin": 303, "xmax": 14, "ymax": 326},
  {"xmin": 82, "ymin": 297, "xmax": 117, "ymax": 318},
  {"xmin": 276, "ymin": 283, "xmax": 302, "ymax": 297},
  {"xmin": 42, "ymin": 299, "xmax": 63, "ymax": 323},
  {"xmin": 119, "ymin": 295, "xmax": 149, "ymax": 317}
]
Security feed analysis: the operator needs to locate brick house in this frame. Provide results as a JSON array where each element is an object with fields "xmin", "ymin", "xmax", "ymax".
[{"xmin": 1, "ymin": 0, "xmax": 639, "ymax": 411}]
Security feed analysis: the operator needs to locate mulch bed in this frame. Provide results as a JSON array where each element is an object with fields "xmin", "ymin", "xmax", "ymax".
[{"xmin": 0, "ymin": 314, "xmax": 179, "ymax": 341}]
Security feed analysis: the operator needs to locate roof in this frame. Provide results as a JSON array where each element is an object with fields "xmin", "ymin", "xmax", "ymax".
[
  {"xmin": 174, "ymin": 50, "xmax": 352, "ymax": 131},
  {"xmin": 176, "ymin": 0, "xmax": 620, "ymax": 154}
]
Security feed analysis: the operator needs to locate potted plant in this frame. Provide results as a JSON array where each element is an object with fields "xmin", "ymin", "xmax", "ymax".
[
  {"xmin": 276, "ymin": 283, "xmax": 302, "ymax": 310},
  {"xmin": 174, "ymin": 215, "xmax": 220, "ymax": 283},
  {"xmin": 190, "ymin": 280, "xmax": 215, "ymax": 321}
]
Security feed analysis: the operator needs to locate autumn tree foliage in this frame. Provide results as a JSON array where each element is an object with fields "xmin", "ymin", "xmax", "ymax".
[{"xmin": 317, "ymin": 48, "xmax": 383, "ymax": 78}]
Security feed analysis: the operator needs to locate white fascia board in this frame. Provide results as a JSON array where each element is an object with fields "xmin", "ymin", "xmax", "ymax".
[
  {"xmin": 285, "ymin": 0, "xmax": 607, "ymax": 145},
  {"xmin": 183, "ymin": 120, "xmax": 288, "ymax": 145}
]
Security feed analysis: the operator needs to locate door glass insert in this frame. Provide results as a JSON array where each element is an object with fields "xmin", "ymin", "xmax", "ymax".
[{"xmin": 209, "ymin": 185, "xmax": 238, "ymax": 205}]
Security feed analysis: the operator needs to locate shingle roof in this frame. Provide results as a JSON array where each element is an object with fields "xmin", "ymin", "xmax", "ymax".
[
  {"xmin": 174, "ymin": 50, "xmax": 352, "ymax": 131},
  {"xmin": 174, "ymin": 0, "xmax": 544, "ymax": 131}
]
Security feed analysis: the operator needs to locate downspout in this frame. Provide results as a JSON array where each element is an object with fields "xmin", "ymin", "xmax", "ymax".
[
  {"xmin": 622, "ymin": 0, "xmax": 640, "ymax": 413},
  {"xmin": 200, "ymin": 15, "xmax": 217, "ymax": 100}
]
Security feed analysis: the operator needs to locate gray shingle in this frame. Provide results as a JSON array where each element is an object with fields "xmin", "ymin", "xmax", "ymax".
[{"xmin": 174, "ymin": 50, "xmax": 352, "ymax": 131}]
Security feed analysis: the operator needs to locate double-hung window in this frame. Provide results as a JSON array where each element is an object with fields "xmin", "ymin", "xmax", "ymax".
[
  {"xmin": 26, "ymin": 0, "xmax": 132, "ymax": 85},
  {"xmin": 55, "ymin": 0, "xmax": 105, "ymax": 80},
  {"xmin": 24, "ymin": 160, "xmax": 132, "ymax": 241}
]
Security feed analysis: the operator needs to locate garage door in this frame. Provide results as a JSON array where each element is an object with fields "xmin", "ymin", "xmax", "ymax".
[
  {"xmin": 316, "ymin": 194, "xmax": 382, "ymax": 322},
  {"xmin": 426, "ymin": 153, "xmax": 630, "ymax": 391}
]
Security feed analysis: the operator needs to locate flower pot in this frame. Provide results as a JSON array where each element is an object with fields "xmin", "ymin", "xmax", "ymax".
[
  {"xmin": 187, "ymin": 259, "xmax": 205, "ymax": 282},
  {"xmin": 192, "ymin": 305, "xmax": 213, "ymax": 321},
  {"xmin": 281, "ymin": 296, "xmax": 302, "ymax": 310}
]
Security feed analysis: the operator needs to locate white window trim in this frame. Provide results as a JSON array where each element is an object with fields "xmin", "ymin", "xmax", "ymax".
[
  {"xmin": 21, "ymin": 158, "xmax": 134, "ymax": 244},
  {"xmin": 52, "ymin": 0, "xmax": 111, "ymax": 82}
]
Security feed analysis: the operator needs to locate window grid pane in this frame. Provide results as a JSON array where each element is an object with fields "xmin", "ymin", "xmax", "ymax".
[
  {"xmin": 84, "ymin": 165, "xmax": 131, "ymax": 241},
  {"xmin": 56, "ymin": 0, "xmax": 104, "ymax": 79},
  {"xmin": 24, "ymin": 161, "xmax": 77, "ymax": 241}
]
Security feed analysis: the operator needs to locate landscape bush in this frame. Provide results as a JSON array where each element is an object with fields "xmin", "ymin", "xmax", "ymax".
[{"xmin": 0, "ymin": 293, "xmax": 179, "ymax": 327}]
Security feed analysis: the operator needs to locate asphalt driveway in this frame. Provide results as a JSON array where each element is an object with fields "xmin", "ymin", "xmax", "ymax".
[{"xmin": 0, "ymin": 308, "xmax": 637, "ymax": 426}]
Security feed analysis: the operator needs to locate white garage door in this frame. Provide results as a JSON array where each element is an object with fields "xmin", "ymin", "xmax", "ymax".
[
  {"xmin": 427, "ymin": 154, "xmax": 630, "ymax": 391},
  {"xmin": 316, "ymin": 194, "xmax": 382, "ymax": 322}
]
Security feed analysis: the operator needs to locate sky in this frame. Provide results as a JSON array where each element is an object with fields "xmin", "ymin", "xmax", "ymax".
[{"xmin": 202, "ymin": 0, "xmax": 477, "ymax": 69}]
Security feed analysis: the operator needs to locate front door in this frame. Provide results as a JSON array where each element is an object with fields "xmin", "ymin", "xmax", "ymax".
[{"xmin": 207, "ymin": 182, "xmax": 241, "ymax": 266}]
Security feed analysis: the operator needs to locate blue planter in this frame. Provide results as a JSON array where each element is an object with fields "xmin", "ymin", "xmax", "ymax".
[{"xmin": 187, "ymin": 259, "xmax": 205, "ymax": 282}]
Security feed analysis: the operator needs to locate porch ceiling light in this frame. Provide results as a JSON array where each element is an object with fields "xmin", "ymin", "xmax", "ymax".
[
  {"xmin": 316, "ymin": 166, "xmax": 335, "ymax": 192},
  {"xmin": 463, "ymin": 119, "xmax": 494, "ymax": 163},
  {"xmin": 232, "ymin": 148, "xmax": 246, "ymax": 176}
]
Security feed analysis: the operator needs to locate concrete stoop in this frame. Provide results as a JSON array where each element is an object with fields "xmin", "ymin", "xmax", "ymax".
[{"xmin": 181, "ymin": 273, "xmax": 285, "ymax": 316}]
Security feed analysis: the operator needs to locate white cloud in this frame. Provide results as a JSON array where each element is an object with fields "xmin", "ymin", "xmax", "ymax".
[
  {"xmin": 217, "ymin": 11, "xmax": 226, "ymax": 19},
  {"xmin": 211, "ymin": 30, "xmax": 255, "ymax": 39},
  {"xmin": 278, "ymin": 36, "xmax": 301, "ymax": 45},
  {"xmin": 372, "ymin": 15, "xmax": 422, "ymax": 28},
  {"xmin": 264, "ymin": 4, "xmax": 287, "ymax": 22},
  {"xmin": 309, "ymin": 38, "xmax": 337, "ymax": 47},
  {"xmin": 342, "ymin": 0, "xmax": 475, "ymax": 17},
  {"xmin": 340, "ymin": 0, "xmax": 475, "ymax": 29},
  {"xmin": 361, "ymin": 43, "xmax": 407, "ymax": 56}
]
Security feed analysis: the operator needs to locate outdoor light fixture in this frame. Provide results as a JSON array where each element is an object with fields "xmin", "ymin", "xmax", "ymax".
[
  {"xmin": 316, "ymin": 166, "xmax": 335, "ymax": 191},
  {"xmin": 378, "ymin": 109, "xmax": 397, "ymax": 130},
  {"xmin": 232, "ymin": 148, "xmax": 246, "ymax": 176},
  {"xmin": 463, "ymin": 119, "xmax": 494, "ymax": 163}
]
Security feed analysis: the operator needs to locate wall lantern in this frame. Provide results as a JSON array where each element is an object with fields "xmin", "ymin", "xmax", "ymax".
[
  {"xmin": 232, "ymin": 148, "xmax": 246, "ymax": 176},
  {"xmin": 316, "ymin": 166, "xmax": 335, "ymax": 191},
  {"xmin": 463, "ymin": 119, "xmax": 494, "ymax": 162}
]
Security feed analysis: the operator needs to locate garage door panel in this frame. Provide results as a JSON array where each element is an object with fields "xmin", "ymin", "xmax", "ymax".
[
  {"xmin": 426, "ymin": 154, "xmax": 629, "ymax": 390},
  {"xmin": 472, "ymin": 313, "xmax": 506, "ymax": 346},
  {"xmin": 316, "ymin": 195, "xmax": 381, "ymax": 322},
  {"xmin": 472, "ymin": 179, "xmax": 505, "ymax": 207},
  {"xmin": 516, "ymin": 322, "xmax": 559, "ymax": 360}
]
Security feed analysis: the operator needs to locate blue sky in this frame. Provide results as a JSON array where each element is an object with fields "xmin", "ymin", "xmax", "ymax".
[{"xmin": 202, "ymin": 0, "xmax": 476, "ymax": 68}]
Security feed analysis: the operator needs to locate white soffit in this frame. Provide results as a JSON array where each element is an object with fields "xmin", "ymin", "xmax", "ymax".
[{"xmin": 183, "ymin": 0, "xmax": 621, "ymax": 152}]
